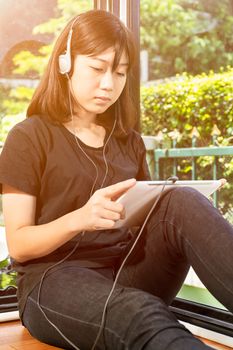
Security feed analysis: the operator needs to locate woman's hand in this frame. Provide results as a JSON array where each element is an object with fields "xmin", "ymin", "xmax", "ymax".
[
  {"xmin": 2, "ymin": 179, "xmax": 136, "ymax": 262},
  {"xmin": 79, "ymin": 178, "xmax": 136, "ymax": 231}
]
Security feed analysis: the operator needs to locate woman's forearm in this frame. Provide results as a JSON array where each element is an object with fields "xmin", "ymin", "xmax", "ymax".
[
  {"xmin": 8, "ymin": 209, "xmax": 84, "ymax": 263},
  {"xmin": 5, "ymin": 179, "xmax": 136, "ymax": 263}
]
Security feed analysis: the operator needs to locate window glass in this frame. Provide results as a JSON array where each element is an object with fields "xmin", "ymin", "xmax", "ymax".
[{"xmin": 140, "ymin": 0, "xmax": 233, "ymax": 309}]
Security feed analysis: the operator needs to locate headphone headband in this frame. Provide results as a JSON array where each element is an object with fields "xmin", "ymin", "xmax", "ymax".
[{"xmin": 58, "ymin": 17, "xmax": 79, "ymax": 75}]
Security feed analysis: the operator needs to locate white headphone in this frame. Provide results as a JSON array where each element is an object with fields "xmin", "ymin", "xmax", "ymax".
[{"xmin": 58, "ymin": 17, "xmax": 79, "ymax": 74}]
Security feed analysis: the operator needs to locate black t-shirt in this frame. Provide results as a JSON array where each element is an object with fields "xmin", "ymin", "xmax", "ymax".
[{"xmin": 0, "ymin": 115, "xmax": 151, "ymax": 317}]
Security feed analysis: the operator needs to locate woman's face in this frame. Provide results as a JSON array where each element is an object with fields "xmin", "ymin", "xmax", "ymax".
[{"xmin": 70, "ymin": 47, "xmax": 128, "ymax": 116}]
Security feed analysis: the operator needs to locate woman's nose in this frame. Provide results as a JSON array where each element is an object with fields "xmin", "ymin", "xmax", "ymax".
[{"xmin": 100, "ymin": 71, "xmax": 113, "ymax": 91}]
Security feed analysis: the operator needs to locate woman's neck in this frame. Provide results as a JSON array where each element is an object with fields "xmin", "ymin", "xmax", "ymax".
[
  {"xmin": 63, "ymin": 114, "xmax": 106, "ymax": 148},
  {"xmin": 71, "ymin": 112, "xmax": 97, "ymax": 130}
]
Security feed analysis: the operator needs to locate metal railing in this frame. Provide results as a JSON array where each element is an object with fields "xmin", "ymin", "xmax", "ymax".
[{"xmin": 143, "ymin": 126, "xmax": 233, "ymax": 208}]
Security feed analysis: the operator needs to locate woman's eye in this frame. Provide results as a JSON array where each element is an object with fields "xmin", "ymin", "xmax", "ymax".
[
  {"xmin": 116, "ymin": 72, "xmax": 126, "ymax": 77},
  {"xmin": 90, "ymin": 66, "xmax": 103, "ymax": 72}
]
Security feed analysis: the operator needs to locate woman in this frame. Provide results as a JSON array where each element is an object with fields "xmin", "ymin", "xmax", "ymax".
[{"xmin": 0, "ymin": 9, "xmax": 232, "ymax": 350}]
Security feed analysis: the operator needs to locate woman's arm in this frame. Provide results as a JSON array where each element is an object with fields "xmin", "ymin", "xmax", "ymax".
[
  {"xmin": 2, "ymin": 179, "xmax": 136, "ymax": 263},
  {"xmin": 2, "ymin": 184, "xmax": 86, "ymax": 263}
]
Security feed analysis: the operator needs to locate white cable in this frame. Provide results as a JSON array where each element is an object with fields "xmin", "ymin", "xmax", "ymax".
[
  {"xmin": 90, "ymin": 177, "xmax": 176, "ymax": 350},
  {"xmin": 36, "ymin": 77, "xmax": 117, "ymax": 349},
  {"xmin": 36, "ymin": 234, "xmax": 84, "ymax": 350},
  {"xmin": 68, "ymin": 79, "xmax": 117, "ymax": 194},
  {"xmin": 100, "ymin": 117, "xmax": 117, "ymax": 189},
  {"xmin": 68, "ymin": 84, "xmax": 99, "ymax": 197}
]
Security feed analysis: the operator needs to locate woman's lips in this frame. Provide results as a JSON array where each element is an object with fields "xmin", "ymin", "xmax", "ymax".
[{"xmin": 94, "ymin": 96, "xmax": 111, "ymax": 104}]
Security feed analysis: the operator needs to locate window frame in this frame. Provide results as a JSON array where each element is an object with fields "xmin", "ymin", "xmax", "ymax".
[{"xmin": 0, "ymin": 1, "xmax": 233, "ymax": 340}]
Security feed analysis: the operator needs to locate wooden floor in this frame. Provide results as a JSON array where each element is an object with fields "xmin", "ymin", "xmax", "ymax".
[
  {"xmin": 0, "ymin": 321, "xmax": 61, "ymax": 350},
  {"xmin": 0, "ymin": 320, "xmax": 232, "ymax": 350}
]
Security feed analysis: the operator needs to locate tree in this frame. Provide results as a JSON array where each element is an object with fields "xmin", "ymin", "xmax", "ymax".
[{"xmin": 140, "ymin": 0, "xmax": 233, "ymax": 80}]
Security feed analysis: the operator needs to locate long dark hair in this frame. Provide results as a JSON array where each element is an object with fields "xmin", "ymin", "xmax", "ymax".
[{"xmin": 27, "ymin": 10, "xmax": 137, "ymax": 136}]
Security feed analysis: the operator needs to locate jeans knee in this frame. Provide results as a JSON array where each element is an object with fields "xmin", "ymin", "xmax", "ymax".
[
  {"xmin": 172, "ymin": 186, "xmax": 202, "ymax": 198},
  {"xmin": 168, "ymin": 186, "xmax": 211, "ymax": 211},
  {"xmin": 105, "ymin": 288, "xmax": 186, "ymax": 350}
]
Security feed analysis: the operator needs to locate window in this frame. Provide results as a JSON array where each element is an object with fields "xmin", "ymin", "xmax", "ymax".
[{"xmin": 140, "ymin": 0, "xmax": 233, "ymax": 339}]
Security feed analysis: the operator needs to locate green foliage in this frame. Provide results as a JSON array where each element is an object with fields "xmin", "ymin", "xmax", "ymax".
[
  {"xmin": 0, "ymin": 267, "xmax": 17, "ymax": 289},
  {"xmin": 0, "ymin": 258, "xmax": 9, "ymax": 269},
  {"xmin": 0, "ymin": 114, "xmax": 25, "ymax": 144},
  {"xmin": 140, "ymin": 0, "xmax": 233, "ymax": 79},
  {"xmin": 0, "ymin": 85, "xmax": 33, "ymax": 143},
  {"xmin": 141, "ymin": 68, "xmax": 233, "ymax": 217},
  {"xmin": 0, "ymin": 86, "xmax": 11, "ymax": 119},
  {"xmin": 34, "ymin": 0, "xmax": 92, "ymax": 36},
  {"xmin": 141, "ymin": 68, "xmax": 233, "ymax": 143},
  {"xmin": 0, "ymin": 0, "xmax": 92, "ymax": 142},
  {"xmin": 13, "ymin": 50, "xmax": 49, "ymax": 77},
  {"xmin": 11, "ymin": 0, "xmax": 92, "ymax": 81},
  {"xmin": 2, "ymin": 87, "xmax": 34, "ymax": 115}
]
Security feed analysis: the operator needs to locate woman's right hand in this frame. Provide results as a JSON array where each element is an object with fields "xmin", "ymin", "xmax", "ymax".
[
  {"xmin": 2, "ymin": 179, "xmax": 136, "ymax": 262},
  {"xmin": 79, "ymin": 178, "xmax": 136, "ymax": 231}
]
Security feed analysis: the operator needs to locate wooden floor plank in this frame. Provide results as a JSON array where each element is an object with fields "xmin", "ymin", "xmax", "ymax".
[
  {"xmin": 1, "ymin": 320, "xmax": 232, "ymax": 349},
  {"xmin": 0, "ymin": 321, "xmax": 32, "ymax": 345},
  {"xmin": 10, "ymin": 340, "xmax": 61, "ymax": 350},
  {"xmin": 200, "ymin": 337, "xmax": 233, "ymax": 350},
  {"xmin": 0, "ymin": 321, "xmax": 61, "ymax": 349}
]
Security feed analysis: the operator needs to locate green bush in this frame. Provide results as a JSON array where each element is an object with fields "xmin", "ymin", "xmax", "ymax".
[
  {"xmin": 0, "ymin": 85, "xmax": 33, "ymax": 144},
  {"xmin": 141, "ymin": 68, "xmax": 233, "ymax": 220},
  {"xmin": 141, "ymin": 67, "xmax": 233, "ymax": 142}
]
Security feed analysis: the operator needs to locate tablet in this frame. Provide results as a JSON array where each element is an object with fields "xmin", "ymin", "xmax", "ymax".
[{"xmin": 114, "ymin": 180, "xmax": 222, "ymax": 229}]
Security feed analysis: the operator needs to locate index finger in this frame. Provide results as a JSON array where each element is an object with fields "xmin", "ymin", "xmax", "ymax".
[{"xmin": 101, "ymin": 178, "xmax": 136, "ymax": 200}]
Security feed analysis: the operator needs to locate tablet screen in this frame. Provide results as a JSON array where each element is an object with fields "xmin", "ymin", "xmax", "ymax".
[{"xmin": 114, "ymin": 180, "xmax": 222, "ymax": 229}]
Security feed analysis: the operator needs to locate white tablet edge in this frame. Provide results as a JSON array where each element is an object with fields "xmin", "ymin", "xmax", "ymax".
[{"xmin": 114, "ymin": 179, "xmax": 223, "ymax": 229}]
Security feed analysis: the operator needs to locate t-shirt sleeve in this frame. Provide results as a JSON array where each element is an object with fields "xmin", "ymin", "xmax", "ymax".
[
  {"xmin": 0, "ymin": 124, "xmax": 43, "ymax": 195},
  {"xmin": 134, "ymin": 133, "xmax": 152, "ymax": 181}
]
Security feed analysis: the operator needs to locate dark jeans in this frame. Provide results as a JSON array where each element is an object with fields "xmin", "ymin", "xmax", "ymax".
[{"xmin": 23, "ymin": 188, "xmax": 233, "ymax": 350}]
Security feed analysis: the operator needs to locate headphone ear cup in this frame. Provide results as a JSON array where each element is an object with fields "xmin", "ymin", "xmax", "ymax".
[
  {"xmin": 59, "ymin": 52, "xmax": 71, "ymax": 75},
  {"xmin": 58, "ymin": 27, "xmax": 73, "ymax": 75}
]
